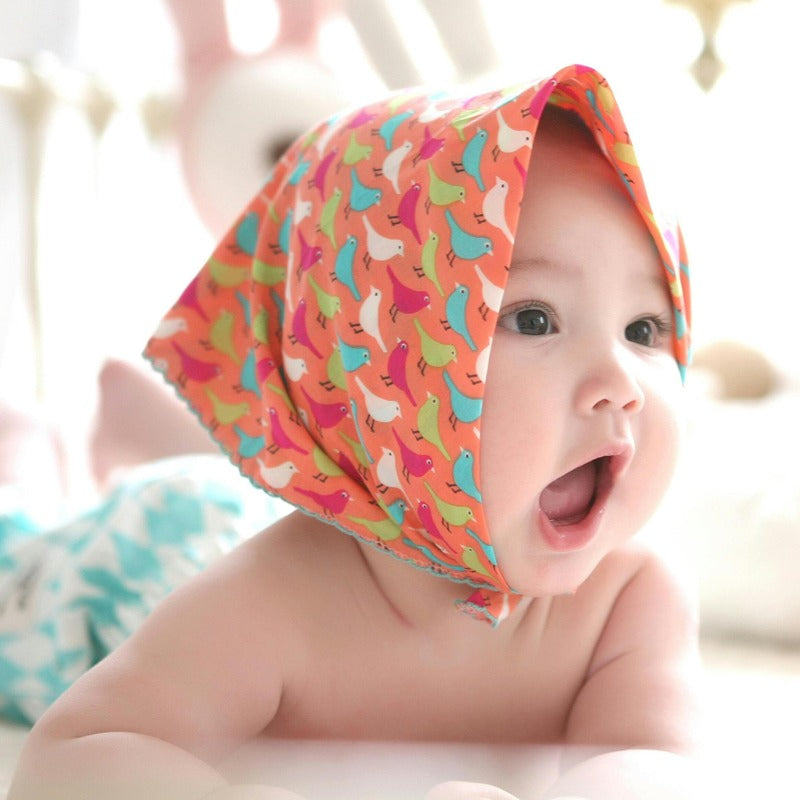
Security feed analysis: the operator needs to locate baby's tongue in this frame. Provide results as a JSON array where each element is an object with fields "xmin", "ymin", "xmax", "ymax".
[{"xmin": 539, "ymin": 461, "xmax": 597, "ymax": 525}]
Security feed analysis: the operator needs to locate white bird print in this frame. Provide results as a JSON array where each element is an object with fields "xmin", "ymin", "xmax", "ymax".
[
  {"xmin": 283, "ymin": 354, "xmax": 309, "ymax": 382},
  {"xmin": 360, "ymin": 286, "xmax": 387, "ymax": 353},
  {"xmin": 294, "ymin": 198, "xmax": 313, "ymax": 224},
  {"xmin": 362, "ymin": 216, "xmax": 404, "ymax": 264},
  {"xmin": 474, "ymin": 264, "xmax": 504, "ymax": 314},
  {"xmin": 475, "ymin": 337, "xmax": 492, "ymax": 384},
  {"xmin": 376, "ymin": 447, "xmax": 403, "ymax": 491},
  {"xmin": 382, "ymin": 140, "xmax": 413, "ymax": 193},
  {"xmin": 152, "ymin": 317, "xmax": 188, "ymax": 338},
  {"xmin": 355, "ymin": 376, "xmax": 402, "ymax": 426},
  {"xmin": 257, "ymin": 459, "xmax": 299, "ymax": 489},
  {"xmin": 495, "ymin": 109, "xmax": 533, "ymax": 155},
  {"xmin": 482, "ymin": 177, "xmax": 513, "ymax": 242}
]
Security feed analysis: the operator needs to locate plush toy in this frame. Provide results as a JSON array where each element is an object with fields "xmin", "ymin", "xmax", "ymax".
[{"xmin": 164, "ymin": 0, "xmax": 357, "ymax": 237}]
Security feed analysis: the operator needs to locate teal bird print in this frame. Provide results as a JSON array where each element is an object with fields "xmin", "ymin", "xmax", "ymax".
[
  {"xmin": 287, "ymin": 156, "xmax": 312, "ymax": 185},
  {"xmin": 451, "ymin": 448, "xmax": 482, "ymax": 502},
  {"xmin": 319, "ymin": 187, "xmax": 343, "ymax": 249},
  {"xmin": 377, "ymin": 109, "xmax": 413, "ymax": 150},
  {"xmin": 236, "ymin": 348, "xmax": 259, "ymax": 395},
  {"xmin": 413, "ymin": 319, "xmax": 457, "ymax": 374},
  {"xmin": 466, "ymin": 527, "xmax": 496, "ymax": 566},
  {"xmin": 337, "ymin": 335, "xmax": 371, "ymax": 372},
  {"xmin": 235, "ymin": 211, "xmax": 258, "ymax": 255},
  {"xmin": 347, "ymin": 168, "xmax": 382, "ymax": 215},
  {"xmin": 377, "ymin": 496, "xmax": 409, "ymax": 526},
  {"xmin": 415, "ymin": 392, "xmax": 450, "ymax": 461},
  {"xmin": 452, "ymin": 127, "xmax": 488, "ymax": 191},
  {"xmin": 272, "ymin": 208, "xmax": 293, "ymax": 255},
  {"xmin": 233, "ymin": 425, "xmax": 266, "ymax": 458},
  {"xmin": 424, "ymin": 480, "xmax": 474, "ymax": 527},
  {"xmin": 442, "ymin": 370, "xmax": 482, "ymax": 427},
  {"xmin": 444, "ymin": 209, "xmax": 493, "ymax": 264},
  {"xmin": 333, "ymin": 235, "xmax": 360, "ymax": 301},
  {"xmin": 235, "ymin": 290, "xmax": 251, "ymax": 327},
  {"xmin": 444, "ymin": 284, "xmax": 477, "ymax": 351}
]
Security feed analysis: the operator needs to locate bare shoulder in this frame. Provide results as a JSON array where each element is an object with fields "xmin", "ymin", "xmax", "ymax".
[
  {"xmin": 33, "ymin": 510, "xmax": 330, "ymax": 762},
  {"xmin": 564, "ymin": 544, "xmax": 702, "ymax": 751}
]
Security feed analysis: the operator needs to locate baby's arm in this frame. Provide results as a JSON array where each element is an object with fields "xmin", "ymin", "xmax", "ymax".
[
  {"xmin": 565, "ymin": 549, "xmax": 702, "ymax": 751},
  {"xmin": 8, "ymin": 531, "xmax": 294, "ymax": 800},
  {"xmin": 541, "ymin": 550, "xmax": 704, "ymax": 799}
]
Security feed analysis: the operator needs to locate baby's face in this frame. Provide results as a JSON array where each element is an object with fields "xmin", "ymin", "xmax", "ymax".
[{"xmin": 480, "ymin": 112, "xmax": 684, "ymax": 597}]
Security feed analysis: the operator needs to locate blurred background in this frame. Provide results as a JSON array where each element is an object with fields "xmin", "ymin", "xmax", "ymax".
[{"xmin": 0, "ymin": 0, "xmax": 799, "ymax": 794}]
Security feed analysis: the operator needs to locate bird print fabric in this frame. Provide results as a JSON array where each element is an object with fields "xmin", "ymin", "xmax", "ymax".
[{"xmin": 144, "ymin": 64, "xmax": 692, "ymax": 626}]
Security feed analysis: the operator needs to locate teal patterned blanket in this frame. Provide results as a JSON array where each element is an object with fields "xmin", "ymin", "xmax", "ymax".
[{"xmin": 0, "ymin": 455, "xmax": 289, "ymax": 724}]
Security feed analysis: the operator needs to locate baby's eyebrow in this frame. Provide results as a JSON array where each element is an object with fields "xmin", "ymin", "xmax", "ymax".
[{"xmin": 510, "ymin": 256, "xmax": 578, "ymax": 276}]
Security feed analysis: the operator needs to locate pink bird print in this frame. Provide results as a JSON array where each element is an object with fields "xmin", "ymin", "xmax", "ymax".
[
  {"xmin": 389, "ymin": 182, "xmax": 422, "ymax": 244},
  {"xmin": 310, "ymin": 147, "xmax": 338, "ymax": 199},
  {"xmin": 335, "ymin": 448, "xmax": 365, "ymax": 486},
  {"xmin": 523, "ymin": 79, "xmax": 556, "ymax": 119},
  {"xmin": 171, "ymin": 342, "xmax": 221, "ymax": 385},
  {"xmin": 266, "ymin": 407, "xmax": 309, "ymax": 455},
  {"xmin": 300, "ymin": 386, "xmax": 349, "ymax": 430},
  {"xmin": 177, "ymin": 274, "xmax": 208, "ymax": 321},
  {"xmin": 413, "ymin": 126, "xmax": 445, "ymax": 165},
  {"xmin": 392, "ymin": 428, "xmax": 434, "ymax": 481},
  {"xmin": 290, "ymin": 299, "xmax": 323, "ymax": 359},
  {"xmin": 296, "ymin": 229, "xmax": 323, "ymax": 279},
  {"xmin": 386, "ymin": 265, "xmax": 431, "ymax": 320},
  {"xmin": 294, "ymin": 486, "xmax": 351, "ymax": 516},
  {"xmin": 416, "ymin": 500, "xmax": 453, "ymax": 554},
  {"xmin": 347, "ymin": 108, "xmax": 377, "ymax": 129},
  {"xmin": 383, "ymin": 338, "xmax": 416, "ymax": 406},
  {"xmin": 256, "ymin": 356, "xmax": 276, "ymax": 383}
]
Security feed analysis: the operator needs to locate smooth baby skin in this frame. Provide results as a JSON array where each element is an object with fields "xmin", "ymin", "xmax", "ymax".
[{"xmin": 9, "ymin": 111, "xmax": 701, "ymax": 800}]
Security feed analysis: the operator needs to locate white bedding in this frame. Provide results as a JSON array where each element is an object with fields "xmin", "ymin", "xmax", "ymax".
[{"xmin": 2, "ymin": 640, "xmax": 798, "ymax": 800}]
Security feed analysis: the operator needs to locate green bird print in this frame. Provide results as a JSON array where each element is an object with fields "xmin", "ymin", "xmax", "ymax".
[
  {"xmin": 415, "ymin": 392, "xmax": 450, "ymax": 462},
  {"xmin": 425, "ymin": 162, "xmax": 466, "ymax": 210},
  {"xmin": 460, "ymin": 545, "xmax": 493, "ymax": 580},
  {"xmin": 424, "ymin": 480, "xmax": 474, "ymax": 527},
  {"xmin": 415, "ymin": 230, "xmax": 445, "ymax": 297},
  {"xmin": 308, "ymin": 275, "xmax": 342, "ymax": 326},
  {"xmin": 413, "ymin": 319, "xmax": 458, "ymax": 374},
  {"xmin": 318, "ymin": 187, "xmax": 343, "ymax": 249},
  {"xmin": 347, "ymin": 514, "xmax": 403, "ymax": 543},
  {"xmin": 206, "ymin": 309, "xmax": 240, "ymax": 365}
]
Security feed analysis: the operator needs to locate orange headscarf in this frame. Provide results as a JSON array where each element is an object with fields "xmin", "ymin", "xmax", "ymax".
[{"xmin": 145, "ymin": 64, "xmax": 691, "ymax": 625}]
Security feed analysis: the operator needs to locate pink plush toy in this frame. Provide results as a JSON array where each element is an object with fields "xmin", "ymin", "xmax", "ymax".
[{"xmin": 165, "ymin": 0, "xmax": 354, "ymax": 237}]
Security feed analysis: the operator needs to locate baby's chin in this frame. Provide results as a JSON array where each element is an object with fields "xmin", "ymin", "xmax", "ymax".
[{"xmin": 498, "ymin": 541, "xmax": 617, "ymax": 600}]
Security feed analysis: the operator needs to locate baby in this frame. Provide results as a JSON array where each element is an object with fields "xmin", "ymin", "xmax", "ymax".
[{"xmin": 9, "ymin": 64, "xmax": 701, "ymax": 799}]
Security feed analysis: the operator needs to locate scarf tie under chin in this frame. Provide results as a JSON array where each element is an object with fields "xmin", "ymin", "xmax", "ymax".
[{"xmin": 144, "ymin": 64, "xmax": 691, "ymax": 626}]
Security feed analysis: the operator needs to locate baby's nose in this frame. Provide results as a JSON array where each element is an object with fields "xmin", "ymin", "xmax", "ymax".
[{"xmin": 575, "ymin": 345, "xmax": 644, "ymax": 416}]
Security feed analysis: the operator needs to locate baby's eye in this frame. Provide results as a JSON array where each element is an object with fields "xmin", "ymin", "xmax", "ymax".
[
  {"xmin": 625, "ymin": 317, "xmax": 671, "ymax": 348},
  {"xmin": 498, "ymin": 306, "xmax": 556, "ymax": 336}
]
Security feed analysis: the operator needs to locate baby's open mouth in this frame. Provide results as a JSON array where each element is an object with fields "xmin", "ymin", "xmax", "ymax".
[{"xmin": 539, "ymin": 457, "xmax": 608, "ymax": 527}]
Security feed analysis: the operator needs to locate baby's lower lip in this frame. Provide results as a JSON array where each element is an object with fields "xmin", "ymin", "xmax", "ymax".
[{"xmin": 536, "ymin": 461, "xmax": 614, "ymax": 552}]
